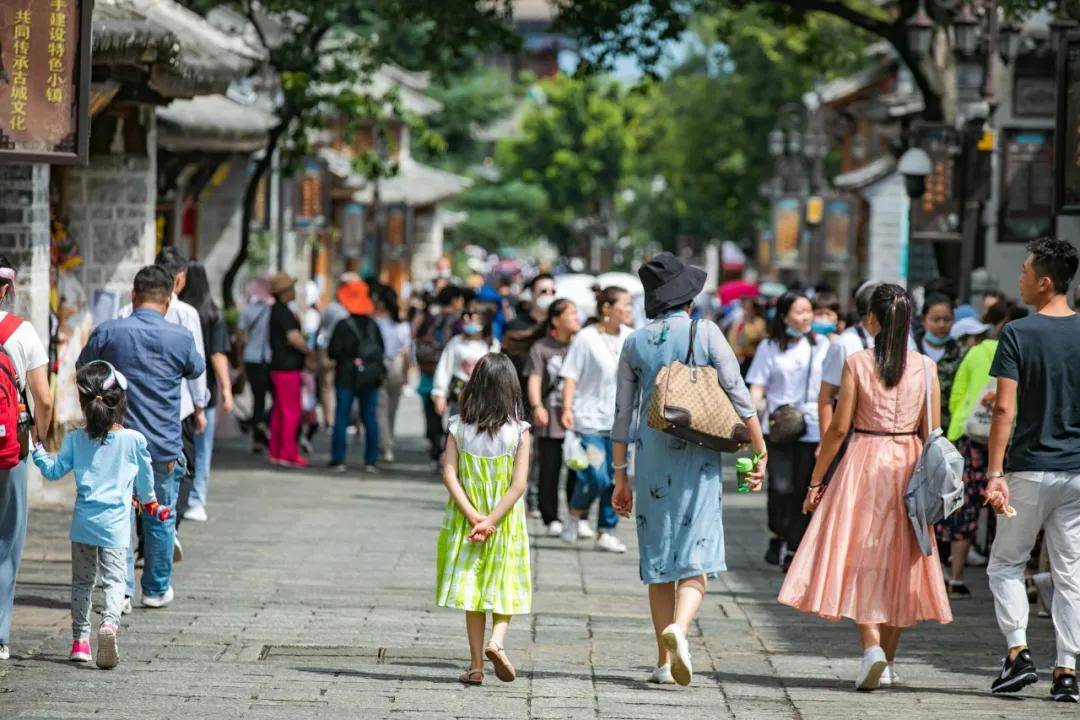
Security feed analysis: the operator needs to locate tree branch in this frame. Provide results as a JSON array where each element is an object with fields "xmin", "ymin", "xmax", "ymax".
[
  {"xmin": 244, "ymin": 0, "xmax": 272, "ymax": 54},
  {"xmin": 781, "ymin": 0, "xmax": 893, "ymax": 37}
]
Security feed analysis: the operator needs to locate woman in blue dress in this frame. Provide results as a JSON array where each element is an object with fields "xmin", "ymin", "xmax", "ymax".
[{"xmin": 612, "ymin": 253, "xmax": 767, "ymax": 687}]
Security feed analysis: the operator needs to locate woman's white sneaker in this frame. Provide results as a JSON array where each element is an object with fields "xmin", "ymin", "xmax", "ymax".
[
  {"xmin": 880, "ymin": 663, "xmax": 900, "ymax": 686},
  {"xmin": 560, "ymin": 518, "xmax": 580, "ymax": 544},
  {"xmin": 648, "ymin": 664, "xmax": 675, "ymax": 684},
  {"xmin": 577, "ymin": 521, "xmax": 596, "ymax": 539},
  {"xmin": 661, "ymin": 624, "xmax": 693, "ymax": 686},
  {"xmin": 856, "ymin": 646, "xmax": 888, "ymax": 691},
  {"xmin": 596, "ymin": 533, "xmax": 626, "ymax": 553},
  {"xmin": 546, "ymin": 520, "xmax": 564, "ymax": 537}
]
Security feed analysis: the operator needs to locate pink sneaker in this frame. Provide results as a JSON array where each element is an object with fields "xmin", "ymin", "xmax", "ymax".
[
  {"xmin": 96, "ymin": 624, "xmax": 119, "ymax": 669},
  {"xmin": 70, "ymin": 639, "xmax": 91, "ymax": 663}
]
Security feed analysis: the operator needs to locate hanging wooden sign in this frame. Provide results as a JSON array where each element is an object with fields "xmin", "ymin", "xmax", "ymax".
[{"xmin": 0, "ymin": 0, "xmax": 91, "ymax": 164}]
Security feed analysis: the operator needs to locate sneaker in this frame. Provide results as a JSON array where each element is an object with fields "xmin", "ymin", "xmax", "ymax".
[
  {"xmin": 781, "ymin": 551, "xmax": 795, "ymax": 573},
  {"xmin": 560, "ymin": 518, "xmax": 580, "ymax": 544},
  {"xmin": 183, "ymin": 505, "xmax": 207, "ymax": 522},
  {"xmin": 96, "ymin": 625, "xmax": 119, "ymax": 669},
  {"xmin": 880, "ymin": 664, "xmax": 900, "ymax": 686},
  {"xmin": 299, "ymin": 435, "xmax": 313, "ymax": 455},
  {"xmin": 328, "ymin": 462, "xmax": 347, "ymax": 473},
  {"xmin": 856, "ymin": 646, "xmax": 888, "ymax": 691},
  {"xmin": 765, "ymin": 537, "xmax": 783, "ymax": 566},
  {"xmin": 660, "ymin": 624, "xmax": 692, "ymax": 686},
  {"xmin": 946, "ymin": 579, "xmax": 972, "ymax": 598},
  {"xmin": 0, "ymin": 644, "xmax": 8, "ymax": 660},
  {"xmin": 596, "ymin": 533, "xmax": 627, "ymax": 553},
  {"xmin": 648, "ymin": 664, "xmax": 675, "ymax": 684},
  {"xmin": 381, "ymin": 450, "xmax": 395, "ymax": 464},
  {"xmin": 141, "ymin": 586, "xmax": 174, "ymax": 609},
  {"xmin": 173, "ymin": 536, "xmax": 184, "ymax": 563},
  {"xmin": 362, "ymin": 464, "xmax": 378, "ymax": 475},
  {"xmin": 991, "ymin": 648, "xmax": 1039, "ymax": 694},
  {"xmin": 69, "ymin": 639, "xmax": 91, "ymax": 663},
  {"xmin": 546, "ymin": 520, "xmax": 564, "ymax": 537},
  {"xmin": 966, "ymin": 547, "xmax": 988, "ymax": 567},
  {"xmin": 1051, "ymin": 673, "xmax": 1079, "ymax": 702},
  {"xmin": 577, "ymin": 520, "xmax": 596, "ymax": 539},
  {"xmin": 122, "ymin": 597, "xmax": 132, "ymax": 615}
]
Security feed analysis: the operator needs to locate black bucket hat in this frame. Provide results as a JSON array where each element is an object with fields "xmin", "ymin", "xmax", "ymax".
[{"xmin": 638, "ymin": 252, "xmax": 707, "ymax": 318}]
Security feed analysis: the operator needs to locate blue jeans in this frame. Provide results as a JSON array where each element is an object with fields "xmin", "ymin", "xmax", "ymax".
[
  {"xmin": 0, "ymin": 462, "xmax": 27, "ymax": 643},
  {"xmin": 569, "ymin": 434, "xmax": 618, "ymax": 532},
  {"xmin": 331, "ymin": 385, "xmax": 379, "ymax": 466},
  {"xmin": 126, "ymin": 458, "xmax": 185, "ymax": 598},
  {"xmin": 189, "ymin": 406, "xmax": 217, "ymax": 510}
]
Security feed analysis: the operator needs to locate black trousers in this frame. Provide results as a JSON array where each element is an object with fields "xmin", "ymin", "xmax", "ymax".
[
  {"xmin": 245, "ymin": 362, "xmax": 271, "ymax": 447},
  {"xmin": 766, "ymin": 440, "xmax": 817, "ymax": 552},
  {"xmin": 536, "ymin": 436, "xmax": 580, "ymax": 525},
  {"xmin": 421, "ymin": 393, "xmax": 444, "ymax": 461},
  {"xmin": 175, "ymin": 415, "xmax": 197, "ymax": 527}
]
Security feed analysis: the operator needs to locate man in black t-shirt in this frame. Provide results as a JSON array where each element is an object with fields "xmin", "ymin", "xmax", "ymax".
[
  {"xmin": 985, "ymin": 237, "xmax": 1080, "ymax": 701},
  {"xmin": 267, "ymin": 273, "xmax": 310, "ymax": 468}
]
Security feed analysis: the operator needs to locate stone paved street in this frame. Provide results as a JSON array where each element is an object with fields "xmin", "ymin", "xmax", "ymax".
[{"xmin": 0, "ymin": 399, "xmax": 1074, "ymax": 719}]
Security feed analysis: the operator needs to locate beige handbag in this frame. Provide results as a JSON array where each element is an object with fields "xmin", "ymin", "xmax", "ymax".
[{"xmin": 647, "ymin": 319, "xmax": 751, "ymax": 452}]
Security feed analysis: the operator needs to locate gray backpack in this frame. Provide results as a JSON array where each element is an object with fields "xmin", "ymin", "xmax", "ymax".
[{"xmin": 904, "ymin": 356, "xmax": 965, "ymax": 557}]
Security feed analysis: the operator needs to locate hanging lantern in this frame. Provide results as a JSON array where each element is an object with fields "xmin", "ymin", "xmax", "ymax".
[
  {"xmin": 952, "ymin": 3, "xmax": 979, "ymax": 56},
  {"xmin": 907, "ymin": 1, "xmax": 935, "ymax": 56}
]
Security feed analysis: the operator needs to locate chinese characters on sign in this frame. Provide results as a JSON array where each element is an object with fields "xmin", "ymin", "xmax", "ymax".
[
  {"xmin": 1001, "ymin": 130, "xmax": 1054, "ymax": 242},
  {"xmin": 0, "ymin": 0, "xmax": 89, "ymax": 163},
  {"xmin": 910, "ymin": 126, "xmax": 961, "ymax": 238}
]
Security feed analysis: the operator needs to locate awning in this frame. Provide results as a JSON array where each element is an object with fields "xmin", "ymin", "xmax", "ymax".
[
  {"xmin": 833, "ymin": 156, "xmax": 897, "ymax": 190},
  {"xmin": 351, "ymin": 159, "xmax": 470, "ymax": 207},
  {"xmin": 157, "ymin": 94, "xmax": 277, "ymax": 153}
]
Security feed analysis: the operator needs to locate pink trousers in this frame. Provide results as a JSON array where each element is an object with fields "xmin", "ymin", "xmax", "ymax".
[{"xmin": 269, "ymin": 370, "xmax": 303, "ymax": 464}]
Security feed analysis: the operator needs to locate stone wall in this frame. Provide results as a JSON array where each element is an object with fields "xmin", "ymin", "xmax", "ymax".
[
  {"xmin": 0, "ymin": 164, "xmax": 51, "ymax": 340},
  {"xmin": 195, "ymin": 156, "xmax": 248, "ymax": 304}
]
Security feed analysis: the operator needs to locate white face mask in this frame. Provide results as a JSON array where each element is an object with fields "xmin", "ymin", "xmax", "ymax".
[{"xmin": 534, "ymin": 294, "xmax": 555, "ymax": 312}]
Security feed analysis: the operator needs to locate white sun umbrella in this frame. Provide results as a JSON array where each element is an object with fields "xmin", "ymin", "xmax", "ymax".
[{"xmin": 554, "ymin": 273, "xmax": 599, "ymax": 319}]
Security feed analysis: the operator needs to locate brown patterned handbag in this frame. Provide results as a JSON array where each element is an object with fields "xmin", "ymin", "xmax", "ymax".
[{"xmin": 647, "ymin": 319, "xmax": 751, "ymax": 452}]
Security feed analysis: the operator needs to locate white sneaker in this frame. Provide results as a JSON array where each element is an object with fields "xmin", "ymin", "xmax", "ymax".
[
  {"xmin": 855, "ymin": 646, "xmax": 888, "ymax": 691},
  {"xmin": 966, "ymin": 547, "xmax": 988, "ymax": 567},
  {"xmin": 546, "ymin": 520, "xmax": 564, "ymax": 537},
  {"xmin": 560, "ymin": 518, "xmax": 580, "ymax": 544},
  {"xmin": 141, "ymin": 586, "xmax": 174, "ymax": 608},
  {"xmin": 0, "ymin": 644, "xmax": 9, "ymax": 660},
  {"xmin": 381, "ymin": 450, "xmax": 395, "ymax": 464},
  {"xmin": 880, "ymin": 664, "xmax": 900, "ymax": 686},
  {"xmin": 660, "ymin": 624, "xmax": 692, "ymax": 686},
  {"xmin": 183, "ymin": 505, "xmax": 207, "ymax": 522},
  {"xmin": 122, "ymin": 598, "xmax": 132, "ymax": 615},
  {"xmin": 648, "ymin": 664, "xmax": 675, "ymax": 684},
  {"xmin": 173, "ymin": 536, "xmax": 184, "ymax": 563},
  {"xmin": 596, "ymin": 533, "xmax": 627, "ymax": 553},
  {"xmin": 577, "ymin": 520, "xmax": 596, "ymax": 539}
]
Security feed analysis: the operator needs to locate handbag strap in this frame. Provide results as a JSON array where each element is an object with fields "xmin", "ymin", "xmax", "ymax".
[
  {"xmin": 921, "ymin": 355, "xmax": 933, "ymax": 439},
  {"xmin": 685, "ymin": 319, "xmax": 699, "ymax": 367}
]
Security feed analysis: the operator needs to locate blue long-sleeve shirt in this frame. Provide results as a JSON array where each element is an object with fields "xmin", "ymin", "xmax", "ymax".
[
  {"xmin": 32, "ymin": 428, "xmax": 157, "ymax": 548},
  {"xmin": 77, "ymin": 307, "xmax": 205, "ymax": 463}
]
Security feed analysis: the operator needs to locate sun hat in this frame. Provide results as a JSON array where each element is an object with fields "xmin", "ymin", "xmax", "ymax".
[
  {"xmin": 638, "ymin": 252, "xmax": 708, "ymax": 318},
  {"xmin": 949, "ymin": 316, "xmax": 992, "ymax": 340},
  {"xmin": 268, "ymin": 272, "xmax": 297, "ymax": 296},
  {"xmin": 337, "ymin": 279, "xmax": 374, "ymax": 316}
]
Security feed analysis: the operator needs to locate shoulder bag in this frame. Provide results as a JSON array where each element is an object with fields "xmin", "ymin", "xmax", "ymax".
[
  {"xmin": 767, "ymin": 339, "xmax": 816, "ymax": 444},
  {"xmin": 647, "ymin": 319, "xmax": 751, "ymax": 453}
]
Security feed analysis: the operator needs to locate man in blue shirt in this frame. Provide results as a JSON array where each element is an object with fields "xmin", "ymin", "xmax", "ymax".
[{"xmin": 78, "ymin": 265, "xmax": 205, "ymax": 608}]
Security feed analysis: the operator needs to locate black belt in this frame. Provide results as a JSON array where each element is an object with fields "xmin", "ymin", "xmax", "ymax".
[{"xmin": 853, "ymin": 428, "xmax": 918, "ymax": 436}]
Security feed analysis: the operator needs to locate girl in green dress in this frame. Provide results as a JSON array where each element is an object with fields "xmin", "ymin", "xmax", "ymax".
[{"xmin": 436, "ymin": 353, "xmax": 532, "ymax": 685}]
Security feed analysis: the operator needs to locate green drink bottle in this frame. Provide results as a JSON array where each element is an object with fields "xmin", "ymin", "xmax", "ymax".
[{"xmin": 735, "ymin": 455, "xmax": 758, "ymax": 493}]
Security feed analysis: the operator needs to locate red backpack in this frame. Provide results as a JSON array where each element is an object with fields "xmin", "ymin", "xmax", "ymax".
[{"xmin": 0, "ymin": 314, "xmax": 28, "ymax": 469}]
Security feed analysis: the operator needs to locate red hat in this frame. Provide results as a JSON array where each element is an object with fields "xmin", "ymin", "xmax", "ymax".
[{"xmin": 337, "ymin": 280, "xmax": 374, "ymax": 316}]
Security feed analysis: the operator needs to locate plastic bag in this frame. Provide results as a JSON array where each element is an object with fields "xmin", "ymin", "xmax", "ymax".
[{"xmin": 563, "ymin": 430, "xmax": 588, "ymax": 471}]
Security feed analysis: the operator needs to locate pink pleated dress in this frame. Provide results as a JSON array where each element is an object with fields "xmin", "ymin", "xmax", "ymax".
[{"xmin": 778, "ymin": 349, "xmax": 952, "ymax": 627}]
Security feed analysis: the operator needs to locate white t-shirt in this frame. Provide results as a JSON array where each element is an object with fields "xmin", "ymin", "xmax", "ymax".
[
  {"xmin": 0, "ymin": 310, "xmax": 48, "ymax": 389},
  {"xmin": 560, "ymin": 324, "xmax": 633, "ymax": 436},
  {"xmin": 431, "ymin": 335, "xmax": 501, "ymax": 399},
  {"xmin": 746, "ymin": 336, "xmax": 829, "ymax": 443},
  {"xmin": 820, "ymin": 325, "xmax": 873, "ymax": 388}
]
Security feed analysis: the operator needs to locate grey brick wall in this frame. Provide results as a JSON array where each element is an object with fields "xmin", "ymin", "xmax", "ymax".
[
  {"xmin": 0, "ymin": 163, "xmax": 51, "ymax": 343},
  {"xmin": 197, "ymin": 156, "xmax": 247, "ymax": 304}
]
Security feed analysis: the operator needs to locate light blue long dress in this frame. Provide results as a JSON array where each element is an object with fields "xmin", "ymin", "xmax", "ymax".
[{"xmin": 613, "ymin": 310, "xmax": 755, "ymax": 584}]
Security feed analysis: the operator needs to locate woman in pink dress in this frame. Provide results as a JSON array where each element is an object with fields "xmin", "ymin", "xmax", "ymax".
[{"xmin": 778, "ymin": 284, "xmax": 952, "ymax": 691}]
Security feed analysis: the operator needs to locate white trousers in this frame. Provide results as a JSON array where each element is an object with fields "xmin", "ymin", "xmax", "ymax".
[{"xmin": 987, "ymin": 471, "xmax": 1080, "ymax": 669}]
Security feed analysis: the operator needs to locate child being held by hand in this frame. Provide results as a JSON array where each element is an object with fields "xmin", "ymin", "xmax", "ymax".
[
  {"xmin": 32, "ymin": 361, "xmax": 167, "ymax": 669},
  {"xmin": 435, "ymin": 353, "xmax": 532, "ymax": 686}
]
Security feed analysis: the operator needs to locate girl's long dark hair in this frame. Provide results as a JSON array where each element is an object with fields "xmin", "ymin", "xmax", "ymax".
[
  {"xmin": 458, "ymin": 353, "xmax": 522, "ymax": 436},
  {"xmin": 178, "ymin": 261, "xmax": 220, "ymax": 326},
  {"xmin": 870, "ymin": 284, "xmax": 913, "ymax": 388},
  {"xmin": 76, "ymin": 362, "xmax": 127, "ymax": 442},
  {"xmin": 769, "ymin": 291, "xmax": 816, "ymax": 352}
]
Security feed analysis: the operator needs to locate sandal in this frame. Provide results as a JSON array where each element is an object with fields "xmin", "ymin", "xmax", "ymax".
[
  {"xmin": 458, "ymin": 668, "xmax": 484, "ymax": 685},
  {"xmin": 485, "ymin": 641, "xmax": 516, "ymax": 682}
]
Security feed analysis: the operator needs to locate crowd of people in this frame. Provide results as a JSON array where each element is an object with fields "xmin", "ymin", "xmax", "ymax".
[{"xmin": 1, "ymin": 236, "xmax": 1078, "ymax": 704}]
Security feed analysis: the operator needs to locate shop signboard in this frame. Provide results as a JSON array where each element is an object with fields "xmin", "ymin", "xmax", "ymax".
[
  {"xmin": 822, "ymin": 196, "xmax": 854, "ymax": 264},
  {"xmin": 910, "ymin": 125, "xmax": 961, "ymax": 240},
  {"xmin": 772, "ymin": 197, "xmax": 801, "ymax": 269},
  {"xmin": 1055, "ymin": 34, "xmax": 1080, "ymax": 214},
  {"xmin": 0, "ymin": 0, "xmax": 91, "ymax": 164},
  {"xmin": 293, "ymin": 159, "xmax": 330, "ymax": 229},
  {"xmin": 1001, "ymin": 129, "xmax": 1054, "ymax": 243}
]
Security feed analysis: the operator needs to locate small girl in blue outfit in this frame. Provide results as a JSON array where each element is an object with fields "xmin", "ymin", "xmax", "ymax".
[{"xmin": 31, "ymin": 361, "xmax": 167, "ymax": 669}]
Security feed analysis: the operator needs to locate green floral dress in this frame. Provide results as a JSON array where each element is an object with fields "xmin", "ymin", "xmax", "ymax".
[{"xmin": 435, "ymin": 416, "xmax": 532, "ymax": 615}]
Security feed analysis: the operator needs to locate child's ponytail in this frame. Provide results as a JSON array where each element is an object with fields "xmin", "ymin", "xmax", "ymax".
[{"xmin": 76, "ymin": 361, "xmax": 128, "ymax": 441}]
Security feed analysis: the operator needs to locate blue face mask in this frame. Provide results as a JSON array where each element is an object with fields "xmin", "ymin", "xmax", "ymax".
[
  {"xmin": 923, "ymin": 331, "xmax": 949, "ymax": 346},
  {"xmin": 812, "ymin": 320, "xmax": 837, "ymax": 336},
  {"xmin": 785, "ymin": 325, "xmax": 805, "ymax": 339},
  {"xmin": 463, "ymin": 322, "xmax": 483, "ymax": 336}
]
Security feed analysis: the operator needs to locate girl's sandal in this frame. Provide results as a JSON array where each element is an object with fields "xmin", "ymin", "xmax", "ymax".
[
  {"xmin": 458, "ymin": 668, "xmax": 484, "ymax": 685},
  {"xmin": 485, "ymin": 641, "xmax": 516, "ymax": 682}
]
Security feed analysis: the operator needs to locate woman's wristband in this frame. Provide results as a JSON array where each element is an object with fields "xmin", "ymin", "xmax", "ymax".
[{"xmin": 612, "ymin": 462, "xmax": 629, "ymax": 471}]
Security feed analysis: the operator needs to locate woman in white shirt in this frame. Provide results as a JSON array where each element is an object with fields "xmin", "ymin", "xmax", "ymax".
[
  {"xmin": 747, "ymin": 291, "xmax": 828, "ymax": 571},
  {"xmin": 559, "ymin": 286, "xmax": 634, "ymax": 553},
  {"xmin": 374, "ymin": 287, "xmax": 412, "ymax": 463},
  {"xmin": 432, "ymin": 303, "xmax": 500, "ymax": 419}
]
